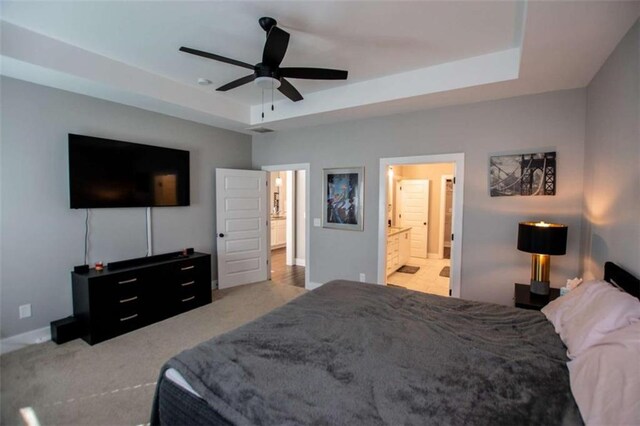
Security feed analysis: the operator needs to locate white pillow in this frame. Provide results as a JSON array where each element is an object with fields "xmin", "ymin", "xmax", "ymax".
[
  {"xmin": 541, "ymin": 280, "xmax": 640, "ymax": 358},
  {"xmin": 567, "ymin": 321, "xmax": 640, "ymax": 426},
  {"xmin": 541, "ymin": 280, "xmax": 599, "ymax": 334}
]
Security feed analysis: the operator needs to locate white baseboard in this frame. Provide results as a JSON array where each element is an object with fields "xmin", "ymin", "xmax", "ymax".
[
  {"xmin": 306, "ymin": 281, "xmax": 324, "ymax": 290},
  {"xmin": 1, "ymin": 326, "xmax": 51, "ymax": 355},
  {"xmin": 2, "ymin": 279, "xmax": 220, "ymax": 355},
  {"xmin": 295, "ymin": 258, "xmax": 306, "ymax": 267},
  {"xmin": 427, "ymin": 252, "xmax": 441, "ymax": 259}
]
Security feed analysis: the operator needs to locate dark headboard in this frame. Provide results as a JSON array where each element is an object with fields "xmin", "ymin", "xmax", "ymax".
[{"xmin": 604, "ymin": 262, "xmax": 640, "ymax": 300}]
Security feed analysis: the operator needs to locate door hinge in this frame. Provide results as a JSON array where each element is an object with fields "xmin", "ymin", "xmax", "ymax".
[
  {"xmin": 451, "ymin": 233, "xmax": 454, "ymax": 241},
  {"xmin": 453, "ymin": 177, "xmax": 456, "ymax": 184},
  {"xmin": 266, "ymin": 259, "xmax": 269, "ymax": 264},
  {"xmin": 449, "ymin": 289, "xmax": 452, "ymax": 296},
  {"xmin": 400, "ymin": 186, "xmax": 402, "ymax": 190}
]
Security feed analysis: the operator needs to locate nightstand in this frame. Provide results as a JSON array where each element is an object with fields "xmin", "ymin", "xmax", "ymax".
[{"xmin": 514, "ymin": 283, "xmax": 560, "ymax": 310}]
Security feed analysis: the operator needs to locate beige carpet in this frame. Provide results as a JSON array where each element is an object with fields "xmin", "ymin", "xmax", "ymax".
[{"xmin": 0, "ymin": 281, "xmax": 306, "ymax": 425}]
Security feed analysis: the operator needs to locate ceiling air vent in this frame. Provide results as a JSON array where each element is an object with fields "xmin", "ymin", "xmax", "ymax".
[{"xmin": 248, "ymin": 127, "xmax": 275, "ymax": 134}]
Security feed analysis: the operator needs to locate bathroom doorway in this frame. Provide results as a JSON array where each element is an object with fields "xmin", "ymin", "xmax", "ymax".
[
  {"xmin": 264, "ymin": 165, "xmax": 309, "ymax": 289},
  {"xmin": 378, "ymin": 154, "xmax": 464, "ymax": 298}
]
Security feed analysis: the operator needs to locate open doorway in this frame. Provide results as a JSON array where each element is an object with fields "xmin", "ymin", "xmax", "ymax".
[
  {"xmin": 378, "ymin": 154, "xmax": 464, "ymax": 298},
  {"xmin": 264, "ymin": 165, "xmax": 309, "ymax": 289}
]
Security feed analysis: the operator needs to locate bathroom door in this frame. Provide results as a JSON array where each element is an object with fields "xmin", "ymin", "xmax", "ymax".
[
  {"xmin": 397, "ymin": 179, "xmax": 430, "ymax": 258},
  {"xmin": 216, "ymin": 168, "xmax": 269, "ymax": 288}
]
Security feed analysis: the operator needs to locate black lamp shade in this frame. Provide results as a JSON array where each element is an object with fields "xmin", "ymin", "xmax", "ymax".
[{"xmin": 517, "ymin": 222, "xmax": 568, "ymax": 255}]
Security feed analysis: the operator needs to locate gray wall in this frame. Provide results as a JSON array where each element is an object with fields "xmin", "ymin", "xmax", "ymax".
[
  {"xmin": 253, "ymin": 89, "xmax": 587, "ymax": 306},
  {"xmin": 581, "ymin": 20, "xmax": 640, "ymax": 280},
  {"xmin": 0, "ymin": 77, "xmax": 252, "ymax": 338}
]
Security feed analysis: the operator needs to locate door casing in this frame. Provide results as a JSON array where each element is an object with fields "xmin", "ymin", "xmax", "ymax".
[{"xmin": 378, "ymin": 154, "xmax": 464, "ymax": 298}]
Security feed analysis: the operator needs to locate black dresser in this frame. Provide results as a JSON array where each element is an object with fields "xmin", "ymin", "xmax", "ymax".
[{"xmin": 72, "ymin": 252, "xmax": 212, "ymax": 345}]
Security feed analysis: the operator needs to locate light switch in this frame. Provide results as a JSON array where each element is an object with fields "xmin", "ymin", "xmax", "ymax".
[{"xmin": 313, "ymin": 218, "xmax": 321, "ymax": 227}]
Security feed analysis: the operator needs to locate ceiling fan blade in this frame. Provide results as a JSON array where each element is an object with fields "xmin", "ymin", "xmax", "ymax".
[
  {"xmin": 280, "ymin": 67, "xmax": 348, "ymax": 80},
  {"xmin": 278, "ymin": 78, "xmax": 303, "ymax": 102},
  {"xmin": 216, "ymin": 74, "xmax": 256, "ymax": 91},
  {"xmin": 262, "ymin": 26, "xmax": 290, "ymax": 67},
  {"xmin": 179, "ymin": 46, "xmax": 254, "ymax": 70}
]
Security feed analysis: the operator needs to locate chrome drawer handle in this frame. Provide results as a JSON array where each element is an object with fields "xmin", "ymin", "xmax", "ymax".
[
  {"xmin": 181, "ymin": 281, "xmax": 195, "ymax": 287},
  {"xmin": 119, "ymin": 296, "xmax": 138, "ymax": 304},
  {"xmin": 180, "ymin": 265, "xmax": 195, "ymax": 271},
  {"xmin": 120, "ymin": 314, "xmax": 138, "ymax": 322},
  {"xmin": 182, "ymin": 296, "xmax": 195, "ymax": 302},
  {"xmin": 118, "ymin": 278, "xmax": 137, "ymax": 285}
]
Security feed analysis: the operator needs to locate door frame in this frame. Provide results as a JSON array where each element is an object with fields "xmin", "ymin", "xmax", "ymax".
[
  {"xmin": 261, "ymin": 163, "xmax": 310, "ymax": 290},
  {"xmin": 378, "ymin": 154, "xmax": 464, "ymax": 298},
  {"xmin": 438, "ymin": 174, "xmax": 454, "ymax": 259}
]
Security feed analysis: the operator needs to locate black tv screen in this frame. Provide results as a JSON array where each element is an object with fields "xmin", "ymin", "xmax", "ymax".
[{"xmin": 69, "ymin": 134, "xmax": 190, "ymax": 208}]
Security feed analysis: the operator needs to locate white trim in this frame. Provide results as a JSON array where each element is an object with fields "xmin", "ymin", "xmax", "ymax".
[
  {"xmin": 295, "ymin": 258, "xmax": 306, "ymax": 267},
  {"xmin": 146, "ymin": 207, "xmax": 153, "ymax": 256},
  {"xmin": 0, "ymin": 326, "xmax": 51, "ymax": 355},
  {"xmin": 307, "ymin": 281, "xmax": 324, "ymax": 290},
  {"xmin": 378, "ymin": 153, "xmax": 464, "ymax": 298},
  {"xmin": 285, "ymin": 171, "xmax": 295, "ymax": 266},
  {"xmin": 427, "ymin": 252, "xmax": 440, "ymax": 259},
  {"xmin": 211, "ymin": 279, "xmax": 218, "ymax": 289},
  {"xmin": 439, "ymin": 174, "xmax": 454, "ymax": 259},
  {"xmin": 261, "ymin": 163, "xmax": 311, "ymax": 291}
]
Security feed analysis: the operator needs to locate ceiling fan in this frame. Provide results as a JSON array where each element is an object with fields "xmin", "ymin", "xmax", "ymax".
[{"xmin": 179, "ymin": 17, "xmax": 348, "ymax": 102}]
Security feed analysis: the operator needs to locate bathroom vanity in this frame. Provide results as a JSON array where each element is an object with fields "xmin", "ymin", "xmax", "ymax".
[{"xmin": 386, "ymin": 227, "xmax": 411, "ymax": 276}]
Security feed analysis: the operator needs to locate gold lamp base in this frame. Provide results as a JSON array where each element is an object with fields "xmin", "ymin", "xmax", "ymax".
[{"xmin": 530, "ymin": 254, "xmax": 550, "ymax": 295}]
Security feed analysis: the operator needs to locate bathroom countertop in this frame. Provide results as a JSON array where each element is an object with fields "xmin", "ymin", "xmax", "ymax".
[{"xmin": 387, "ymin": 227, "xmax": 412, "ymax": 237}]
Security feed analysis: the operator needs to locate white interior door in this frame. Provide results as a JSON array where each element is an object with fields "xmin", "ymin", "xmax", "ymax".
[
  {"xmin": 398, "ymin": 179, "xmax": 430, "ymax": 258},
  {"xmin": 216, "ymin": 168, "xmax": 268, "ymax": 289}
]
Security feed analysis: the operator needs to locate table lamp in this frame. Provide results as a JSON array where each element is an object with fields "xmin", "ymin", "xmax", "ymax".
[{"xmin": 517, "ymin": 221, "xmax": 568, "ymax": 296}]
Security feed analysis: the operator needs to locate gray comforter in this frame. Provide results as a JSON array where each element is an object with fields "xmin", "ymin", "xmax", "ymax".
[{"xmin": 152, "ymin": 280, "xmax": 581, "ymax": 425}]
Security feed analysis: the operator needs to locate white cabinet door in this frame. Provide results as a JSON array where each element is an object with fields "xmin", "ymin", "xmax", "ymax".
[
  {"xmin": 270, "ymin": 222, "xmax": 277, "ymax": 247},
  {"xmin": 399, "ymin": 230, "xmax": 411, "ymax": 267},
  {"xmin": 216, "ymin": 168, "xmax": 268, "ymax": 289},
  {"xmin": 276, "ymin": 220, "xmax": 286, "ymax": 245}
]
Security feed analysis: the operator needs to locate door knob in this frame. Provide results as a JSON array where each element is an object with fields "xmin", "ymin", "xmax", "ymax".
[
  {"xmin": 423, "ymin": 222, "xmax": 427, "ymax": 225},
  {"xmin": 218, "ymin": 233, "xmax": 225, "ymax": 238}
]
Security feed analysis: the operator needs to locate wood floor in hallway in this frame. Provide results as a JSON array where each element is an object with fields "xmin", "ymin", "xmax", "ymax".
[{"xmin": 270, "ymin": 247, "xmax": 305, "ymax": 288}]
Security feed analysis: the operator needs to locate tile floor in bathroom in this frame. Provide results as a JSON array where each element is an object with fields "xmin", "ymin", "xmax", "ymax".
[{"xmin": 387, "ymin": 256, "xmax": 450, "ymax": 297}]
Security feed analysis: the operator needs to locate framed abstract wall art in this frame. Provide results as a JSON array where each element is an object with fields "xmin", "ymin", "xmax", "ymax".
[
  {"xmin": 489, "ymin": 152, "xmax": 556, "ymax": 197},
  {"xmin": 322, "ymin": 167, "xmax": 364, "ymax": 231}
]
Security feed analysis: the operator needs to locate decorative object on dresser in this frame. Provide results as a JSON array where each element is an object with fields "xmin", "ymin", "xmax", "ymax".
[
  {"xmin": 71, "ymin": 251, "xmax": 211, "ymax": 345},
  {"xmin": 517, "ymin": 221, "xmax": 568, "ymax": 295},
  {"xmin": 322, "ymin": 167, "xmax": 364, "ymax": 231},
  {"xmin": 514, "ymin": 283, "xmax": 560, "ymax": 310}
]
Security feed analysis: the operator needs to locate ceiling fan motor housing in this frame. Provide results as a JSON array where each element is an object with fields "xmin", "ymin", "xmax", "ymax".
[{"xmin": 255, "ymin": 63, "xmax": 279, "ymax": 79}]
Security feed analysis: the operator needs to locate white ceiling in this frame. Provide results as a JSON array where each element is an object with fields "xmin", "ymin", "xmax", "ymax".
[{"xmin": 1, "ymin": 1, "xmax": 638, "ymax": 133}]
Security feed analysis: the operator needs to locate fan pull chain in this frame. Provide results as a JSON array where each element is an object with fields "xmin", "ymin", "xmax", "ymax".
[
  {"xmin": 271, "ymin": 80, "xmax": 274, "ymax": 112},
  {"xmin": 261, "ymin": 89, "xmax": 265, "ymax": 120}
]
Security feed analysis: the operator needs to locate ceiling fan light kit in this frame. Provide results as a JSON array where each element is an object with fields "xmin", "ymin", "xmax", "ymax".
[
  {"xmin": 255, "ymin": 76, "xmax": 281, "ymax": 90},
  {"xmin": 179, "ymin": 17, "xmax": 348, "ymax": 102}
]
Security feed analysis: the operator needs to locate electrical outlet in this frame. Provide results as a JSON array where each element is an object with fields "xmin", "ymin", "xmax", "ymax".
[
  {"xmin": 313, "ymin": 218, "xmax": 321, "ymax": 227},
  {"xmin": 19, "ymin": 304, "xmax": 31, "ymax": 319},
  {"xmin": 359, "ymin": 273, "xmax": 366, "ymax": 282}
]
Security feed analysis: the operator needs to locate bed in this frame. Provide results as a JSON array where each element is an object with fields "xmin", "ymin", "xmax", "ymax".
[{"xmin": 150, "ymin": 262, "xmax": 639, "ymax": 425}]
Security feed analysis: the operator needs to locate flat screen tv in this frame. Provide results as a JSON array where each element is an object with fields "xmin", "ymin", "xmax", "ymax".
[{"xmin": 69, "ymin": 134, "xmax": 190, "ymax": 208}]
